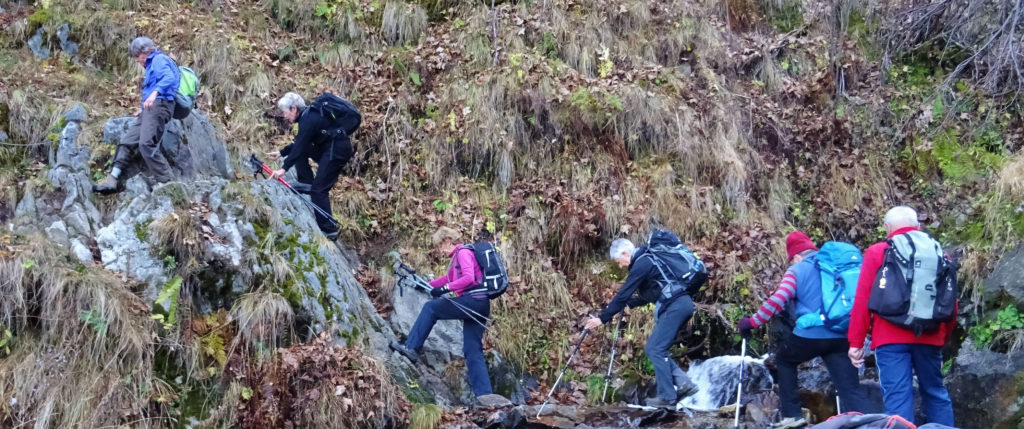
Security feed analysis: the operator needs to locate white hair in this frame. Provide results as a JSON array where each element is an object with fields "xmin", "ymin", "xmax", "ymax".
[
  {"xmin": 129, "ymin": 36, "xmax": 158, "ymax": 57},
  {"xmin": 609, "ymin": 238, "xmax": 636, "ymax": 260},
  {"xmin": 277, "ymin": 92, "xmax": 306, "ymax": 112},
  {"xmin": 884, "ymin": 206, "xmax": 920, "ymax": 229}
]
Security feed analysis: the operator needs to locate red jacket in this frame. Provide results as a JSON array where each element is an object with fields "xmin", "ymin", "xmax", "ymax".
[{"xmin": 847, "ymin": 226, "xmax": 957, "ymax": 349}]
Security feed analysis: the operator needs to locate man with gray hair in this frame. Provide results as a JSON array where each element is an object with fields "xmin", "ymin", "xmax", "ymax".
[
  {"xmin": 266, "ymin": 91, "xmax": 360, "ymax": 240},
  {"xmin": 848, "ymin": 206, "xmax": 956, "ymax": 425},
  {"xmin": 93, "ymin": 36, "xmax": 179, "ymax": 193},
  {"xmin": 584, "ymin": 229, "xmax": 703, "ymax": 408}
]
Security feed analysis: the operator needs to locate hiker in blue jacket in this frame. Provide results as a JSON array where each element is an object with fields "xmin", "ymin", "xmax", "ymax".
[
  {"xmin": 737, "ymin": 231, "xmax": 869, "ymax": 429},
  {"xmin": 94, "ymin": 36, "xmax": 179, "ymax": 193}
]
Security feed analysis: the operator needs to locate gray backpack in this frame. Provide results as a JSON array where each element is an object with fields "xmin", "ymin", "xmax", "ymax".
[{"xmin": 868, "ymin": 231, "xmax": 958, "ymax": 336}]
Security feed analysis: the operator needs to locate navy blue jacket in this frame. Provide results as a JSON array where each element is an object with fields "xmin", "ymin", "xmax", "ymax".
[{"xmin": 599, "ymin": 246, "xmax": 662, "ymax": 323}]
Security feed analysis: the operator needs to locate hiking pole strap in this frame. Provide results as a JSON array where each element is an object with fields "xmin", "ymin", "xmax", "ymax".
[{"xmin": 537, "ymin": 328, "xmax": 590, "ymax": 418}]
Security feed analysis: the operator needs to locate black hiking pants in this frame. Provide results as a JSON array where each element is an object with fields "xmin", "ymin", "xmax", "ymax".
[
  {"xmin": 776, "ymin": 335, "xmax": 868, "ymax": 418},
  {"xmin": 293, "ymin": 135, "xmax": 353, "ymax": 234}
]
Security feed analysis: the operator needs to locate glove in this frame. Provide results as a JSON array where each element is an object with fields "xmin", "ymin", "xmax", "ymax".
[
  {"xmin": 737, "ymin": 316, "xmax": 756, "ymax": 339},
  {"xmin": 430, "ymin": 286, "xmax": 449, "ymax": 298}
]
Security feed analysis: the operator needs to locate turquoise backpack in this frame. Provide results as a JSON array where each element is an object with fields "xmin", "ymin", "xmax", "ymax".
[{"xmin": 796, "ymin": 241, "xmax": 862, "ymax": 333}]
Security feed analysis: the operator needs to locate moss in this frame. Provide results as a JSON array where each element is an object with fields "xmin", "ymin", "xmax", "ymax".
[
  {"xmin": 134, "ymin": 218, "xmax": 152, "ymax": 242},
  {"xmin": 154, "ymin": 182, "xmax": 190, "ymax": 208},
  {"xmin": 762, "ymin": 0, "xmax": 803, "ymax": 33},
  {"xmin": 28, "ymin": 8, "xmax": 53, "ymax": 30}
]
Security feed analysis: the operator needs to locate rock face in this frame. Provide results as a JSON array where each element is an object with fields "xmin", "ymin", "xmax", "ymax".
[
  {"xmin": 14, "ymin": 104, "xmax": 101, "ymax": 263},
  {"xmin": 390, "ymin": 277, "xmax": 465, "ymax": 370},
  {"xmin": 982, "ymin": 245, "xmax": 1024, "ymax": 306},
  {"xmin": 945, "ymin": 339, "xmax": 1024, "ymax": 429},
  {"xmin": 103, "ymin": 111, "xmax": 234, "ymax": 182},
  {"xmin": 12, "ymin": 107, "xmax": 446, "ymax": 403}
]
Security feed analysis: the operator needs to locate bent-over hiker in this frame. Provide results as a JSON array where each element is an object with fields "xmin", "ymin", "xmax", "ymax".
[
  {"xmin": 93, "ymin": 36, "xmax": 179, "ymax": 194},
  {"xmin": 585, "ymin": 229, "xmax": 705, "ymax": 409},
  {"xmin": 267, "ymin": 91, "xmax": 359, "ymax": 241}
]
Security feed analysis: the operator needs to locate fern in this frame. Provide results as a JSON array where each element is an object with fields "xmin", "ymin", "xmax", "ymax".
[{"xmin": 152, "ymin": 276, "xmax": 183, "ymax": 330}]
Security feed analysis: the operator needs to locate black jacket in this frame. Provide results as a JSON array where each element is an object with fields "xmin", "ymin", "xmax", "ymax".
[
  {"xmin": 280, "ymin": 108, "xmax": 352, "ymax": 171},
  {"xmin": 598, "ymin": 246, "xmax": 662, "ymax": 323}
]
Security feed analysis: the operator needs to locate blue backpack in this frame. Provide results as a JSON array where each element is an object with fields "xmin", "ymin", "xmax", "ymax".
[{"xmin": 796, "ymin": 241, "xmax": 862, "ymax": 333}]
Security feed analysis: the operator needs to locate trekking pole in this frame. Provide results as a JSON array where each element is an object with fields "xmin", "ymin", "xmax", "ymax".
[
  {"xmin": 733, "ymin": 337, "xmax": 747, "ymax": 429},
  {"xmin": 536, "ymin": 326, "xmax": 591, "ymax": 418},
  {"xmin": 249, "ymin": 154, "xmax": 340, "ymax": 228},
  {"xmin": 601, "ymin": 313, "xmax": 626, "ymax": 403},
  {"xmin": 394, "ymin": 262, "xmax": 494, "ymax": 329}
]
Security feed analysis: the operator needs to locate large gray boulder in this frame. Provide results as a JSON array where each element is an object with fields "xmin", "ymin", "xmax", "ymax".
[
  {"xmin": 103, "ymin": 111, "xmax": 234, "ymax": 182},
  {"xmin": 390, "ymin": 281, "xmax": 465, "ymax": 370},
  {"xmin": 946, "ymin": 339, "xmax": 1024, "ymax": 429},
  {"xmin": 982, "ymin": 245, "xmax": 1024, "ymax": 306}
]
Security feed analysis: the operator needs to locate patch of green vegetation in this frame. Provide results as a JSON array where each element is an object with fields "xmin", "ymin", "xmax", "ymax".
[
  {"xmin": 904, "ymin": 127, "xmax": 1006, "ymax": 186},
  {"xmin": 154, "ymin": 182, "xmax": 190, "ymax": 208},
  {"xmin": 567, "ymin": 88, "xmax": 623, "ymax": 127},
  {"xmin": 409, "ymin": 402, "xmax": 442, "ymax": 429},
  {"xmin": 762, "ymin": 0, "xmax": 803, "ymax": 33},
  {"xmin": 969, "ymin": 305, "xmax": 1024, "ymax": 347},
  {"xmin": 135, "ymin": 218, "xmax": 152, "ymax": 242}
]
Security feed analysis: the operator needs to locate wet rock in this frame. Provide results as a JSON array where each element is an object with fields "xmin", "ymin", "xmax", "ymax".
[
  {"xmin": 477, "ymin": 393, "xmax": 513, "ymax": 408},
  {"xmin": 489, "ymin": 350, "xmax": 533, "ymax": 404},
  {"xmin": 28, "ymin": 28, "xmax": 49, "ymax": 60},
  {"xmin": 56, "ymin": 23, "xmax": 78, "ymax": 59},
  {"xmin": 945, "ymin": 339, "xmax": 1024, "ymax": 429},
  {"xmin": 982, "ymin": 245, "xmax": 1024, "ymax": 305}
]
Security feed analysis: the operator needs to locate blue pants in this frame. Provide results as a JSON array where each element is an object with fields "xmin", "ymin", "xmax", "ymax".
[
  {"xmin": 647, "ymin": 295, "xmax": 696, "ymax": 401},
  {"xmin": 875, "ymin": 343, "xmax": 954, "ymax": 425},
  {"xmin": 776, "ymin": 335, "xmax": 869, "ymax": 418},
  {"xmin": 404, "ymin": 295, "xmax": 492, "ymax": 396}
]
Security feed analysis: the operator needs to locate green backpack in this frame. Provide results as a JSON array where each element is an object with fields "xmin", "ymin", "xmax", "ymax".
[{"xmin": 172, "ymin": 66, "xmax": 200, "ymax": 119}]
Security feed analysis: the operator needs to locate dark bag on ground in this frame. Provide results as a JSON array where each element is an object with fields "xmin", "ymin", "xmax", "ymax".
[
  {"xmin": 867, "ymin": 230, "xmax": 958, "ymax": 336},
  {"xmin": 643, "ymin": 228, "xmax": 708, "ymax": 302},
  {"xmin": 464, "ymin": 241, "xmax": 509, "ymax": 299},
  {"xmin": 310, "ymin": 92, "xmax": 361, "ymax": 135}
]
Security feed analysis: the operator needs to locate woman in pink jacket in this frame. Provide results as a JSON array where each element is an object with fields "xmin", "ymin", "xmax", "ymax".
[{"xmin": 390, "ymin": 227, "xmax": 492, "ymax": 397}]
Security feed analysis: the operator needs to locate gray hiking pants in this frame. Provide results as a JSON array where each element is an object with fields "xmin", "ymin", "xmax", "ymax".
[{"xmin": 113, "ymin": 98, "xmax": 174, "ymax": 182}]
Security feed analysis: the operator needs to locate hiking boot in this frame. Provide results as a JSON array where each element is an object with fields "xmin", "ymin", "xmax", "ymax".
[
  {"xmin": 772, "ymin": 417, "xmax": 807, "ymax": 429},
  {"xmin": 92, "ymin": 174, "xmax": 122, "ymax": 194},
  {"xmin": 675, "ymin": 380, "xmax": 699, "ymax": 401},
  {"xmin": 644, "ymin": 396, "xmax": 677, "ymax": 409},
  {"xmin": 389, "ymin": 340, "xmax": 419, "ymax": 364},
  {"xmin": 324, "ymin": 231, "xmax": 340, "ymax": 241}
]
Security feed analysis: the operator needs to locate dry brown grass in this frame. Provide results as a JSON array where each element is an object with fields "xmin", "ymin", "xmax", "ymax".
[
  {"xmin": 231, "ymin": 292, "xmax": 295, "ymax": 357},
  {"xmin": 382, "ymin": 1, "xmax": 428, "ymax": 46},
  {"xmin": 0, "ymin": 239, "xmax": 154, "ymax": 428}
]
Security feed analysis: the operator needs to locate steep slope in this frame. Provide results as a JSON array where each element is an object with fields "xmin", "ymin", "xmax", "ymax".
[{"xmin": 1, "ymin": 0, "xmax": 1023, "ymax": 427}]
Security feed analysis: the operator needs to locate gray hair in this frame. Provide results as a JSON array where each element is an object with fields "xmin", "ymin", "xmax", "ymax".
[
  {"xmin": 609, "ymin": 238, "xmax": 636, "ymax": 260},
  {"xmin": 277, "ymin": 92, "xmax": 306, "ymax": 112},
  {"xmin": 129, "ymin": 36, "xmax": 158, "ymax": 57},
  {"xmin": 884, "ymin": 206, "xmax": 920, "ymax": 229}
]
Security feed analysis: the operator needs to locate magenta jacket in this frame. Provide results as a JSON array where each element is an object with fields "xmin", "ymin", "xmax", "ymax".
[{"xmin": 429, "ymin": 244, "xmax": 482, "ymax": 296}]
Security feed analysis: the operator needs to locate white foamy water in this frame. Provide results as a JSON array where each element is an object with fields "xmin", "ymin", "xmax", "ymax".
[{"xmin": 680, "ymin": 354, "xmax": 773, "ymax": 411}]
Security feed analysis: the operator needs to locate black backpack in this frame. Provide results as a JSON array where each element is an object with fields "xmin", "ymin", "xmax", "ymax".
[
  {"xmin": 464, "ymin": 241, "xmax": 509, "ymax": 299},
  {"xmin": 309, "ymin": 92, "xmax": 361, "ymax": 136},
  {"xmin": 867, "ymin": 230, "xmax": 958, "ymax": 336},
  {"xmin": 643, "ymin": 229, "xmax": 708, "ymax": 302}
]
